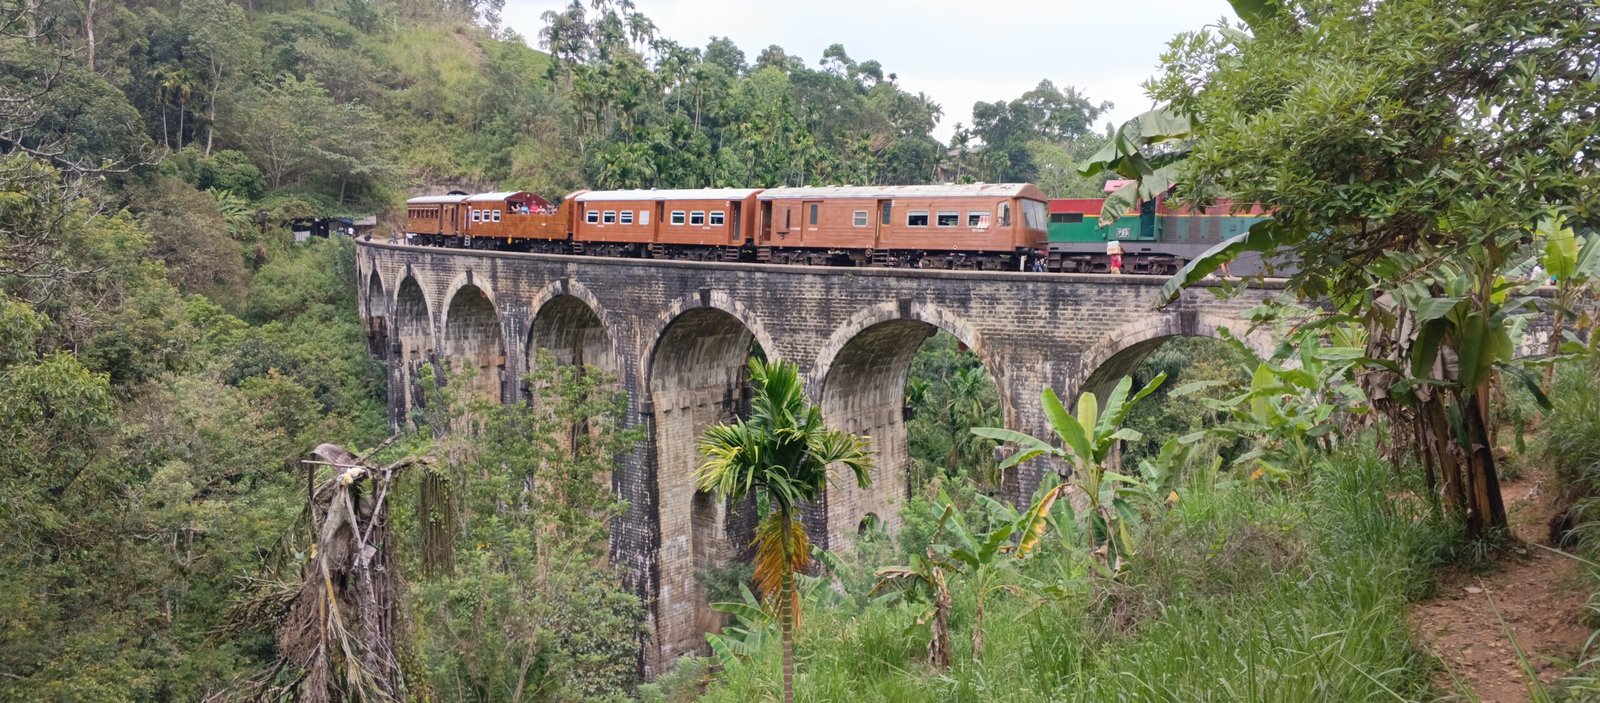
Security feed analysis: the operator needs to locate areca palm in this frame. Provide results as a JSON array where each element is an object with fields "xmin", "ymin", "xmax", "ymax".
[{"xmin": 697, "ymin": 358, "xmax": 872, "ymax": 703}]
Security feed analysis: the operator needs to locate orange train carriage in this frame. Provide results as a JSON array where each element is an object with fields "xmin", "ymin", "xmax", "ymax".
[{"xmin": 404, "ymin": 183, "xmax": 1051, "ymax": 270}]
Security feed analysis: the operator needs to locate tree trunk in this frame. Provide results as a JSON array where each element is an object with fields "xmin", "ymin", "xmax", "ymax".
[
  {"xmin": 930, "ymin": 569, "xmax": 952, "ymax": 670},
  {"xmin": 971, "ymin": 593, "xmax": 985, "ymax": 662},
  {"xmin": 1422, "ymin": 395, "xmax": 1469, "ymax": 520},
  {"xmin": 779, "ymin": 567, "xmax": 796, "ymax": 703},
  {"xmin": 1544, "ymin": 307, "xmax": 1567, "ymax": 387},
  {"xmin": 272, "ymin": 444, "xmax": 417, "ymax": 703},
  {"xmin": 160, "ymin": 104, "xmax": 169, "ymax": 150},
  {"xmin": 23, "ymin": 0, "xmax": 39, "ymax": 39},
  {"xmin": 205, "ymin": 67, "xmax": 219, "ymax": 156},
  {"xmin": 176, "ymin": 99, "xmax": 185, "ymax": 149},
  {"xmin": 419, "ymin": 469, "xmax": 455, "ymax": 577},
  {"xmin": 1462, "ymin": 387, "xmax": 1508, "ymax": 537},
  {"xmin": 82, "ymin": 0, "xmax": 97, "ymax": 69}
]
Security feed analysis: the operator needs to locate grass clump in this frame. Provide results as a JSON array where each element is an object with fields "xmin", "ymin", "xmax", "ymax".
[{"xmin": 692, "ymin": 439, "xmax": 1450, "ymax": 702}]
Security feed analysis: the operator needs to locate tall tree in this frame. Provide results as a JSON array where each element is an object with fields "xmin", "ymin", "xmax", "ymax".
[
  {"xmin": 697, "ymin": 358, "xmax": 872, "ymax": 703},
  {"xmin": 178, "ymin": 0, "xmax": 254, "ymax": 155},
  {"xmin": 1120, "ymin": 0, "xmax": 1600, "ymax": 537}
]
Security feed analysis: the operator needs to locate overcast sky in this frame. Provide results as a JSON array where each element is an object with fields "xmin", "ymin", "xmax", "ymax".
[{"xmin": 499, "ymin": 1, "xmax": 1239, "ymax": 142}]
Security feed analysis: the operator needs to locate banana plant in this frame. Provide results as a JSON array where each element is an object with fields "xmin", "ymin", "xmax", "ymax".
[
  {"xmin": 704, "ymin": 584, "xmax": 772, "ymax": 670},
  {"xmin": 1532, "ymin": 211, "xmax": 1600, "ymax": 385},
  {"xmin": 1171, "ymin": 321, "xmax": 1367, "ymax": 481},
  {"xmin": 873, "ymin": 482, "xmax": 1064, "ymax": 665},
  {"xmin": 972, "ymin": 373, "xmax": 1167, "ymax": 576},
  {"xmin": 868, "ymin": 548, "xmax": 953, "ymax": 669}
]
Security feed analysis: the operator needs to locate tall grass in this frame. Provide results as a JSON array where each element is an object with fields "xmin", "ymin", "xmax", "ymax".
[
  {"xmin": 687, "ymin": 440, "xmax": 1450, "ymax": 702},
  {"xmin": 1541, "ymin": 356, "xmax": 1600, "ymax": 700}
]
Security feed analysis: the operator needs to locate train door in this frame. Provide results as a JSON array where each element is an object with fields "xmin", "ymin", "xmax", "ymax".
[
  {"xmin": 801, "ymin": 200, "xmax": 821, "ymax": 243},
  {"xmin": 876, "ymin": 200, "xmax": 891, "ymax": 244},
  {"xmin": 1139, "ymin": 200, "xmax": 1158, "ymax": 240},
  {"xmin": 776, "ymin": 203, "xmax": 796, "ymax": 242},
  {"xmin": 729, "ymin": 202, "xmax": 743, "ymax": 243},
  {"xmin": 760, "ymin": 201, "xmax": 773, "ymax": 243}
]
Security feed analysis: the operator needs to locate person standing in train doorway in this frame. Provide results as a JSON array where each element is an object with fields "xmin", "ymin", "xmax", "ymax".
[{"xmin": 1107, "ymin": 240, "xmax": 1124, "ymax": 274}]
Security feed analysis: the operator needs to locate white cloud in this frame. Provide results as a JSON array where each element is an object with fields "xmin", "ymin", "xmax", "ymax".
[{"xmin": 500, "ymin": 0, "xmax": 1236, "ymax": 141}]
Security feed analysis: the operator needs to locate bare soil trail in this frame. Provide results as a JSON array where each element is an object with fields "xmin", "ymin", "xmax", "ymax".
[{"xmin": 1411, "ymin": 468, "xmax": 1591, "ymax": 702}]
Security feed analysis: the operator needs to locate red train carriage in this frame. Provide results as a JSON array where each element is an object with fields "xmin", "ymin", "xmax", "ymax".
[
  {"xmin": 408, "ymin": 191, "xmax": 571, "ymax": 249},
  {"xmin": 405, "ymin": 193, "xmax": 470, "ymax": 240},
  {"xmin": 570, "ymin": 188, "xmax": 761, "ymax": 259},
  {"xmin": 462, "ymin": 191, "xmax": 565, "ymax": 248},
  {"xmin": 756, "ymin": 184, "xmax": 1049, "ymax": 269}
]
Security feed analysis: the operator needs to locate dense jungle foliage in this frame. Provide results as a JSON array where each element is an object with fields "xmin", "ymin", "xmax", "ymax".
[
  {"xmin": 0, "ymin": 0, "xmax": 1119, "ymax": 697},
  {"xmin": 5, "ymin": 0, "xmax": 1600, "ymax": 701}
]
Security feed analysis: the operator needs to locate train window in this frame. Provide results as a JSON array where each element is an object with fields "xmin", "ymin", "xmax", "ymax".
[
  {"xmin": 586, "ymin": 210, "xmax": 600, "ymax": 224},
  {"xmin": 603, "ymin": 210, "xmax": 616, "ymax": 224},
  {"xmin": 808, "ymin": 204, "xmax": 818, "ymax": 225},
  {"xmin": 641, "ymin": 210, "xmax": 651, "ymax": 225},
  {"xmin": 997, "ymin": 203, "xmax": 1011, "ymax": 227},
  {"xmin": 709, "ymin": 211, "xmax": 725, "ymax": 226},
  {"xmin": 671, "ymin": 210, "xmax": 686, "ymax": 225},
  {"xmin": 881, "ymin": 202, "xmax": 891, "ymax": 225},
  {"xmin": 690, "ymin": 211, "xmax": 706, "ymax": 226},
  {"xmin": 1050, "ymin": 212, "xmax": 1084, "ymax": 224},
  {"xmin": 1023, "ymin": 200, "xmax": 1048, "ymax": 230},
  {"xmin": 907, "ymin": 211, "xmax": 929, "ymax": 227},
  {"xmin": 471, "ymin": 210, "xmax": 481, "ymax": 222},
  {"xmin": 620, "ymin": 210, "xmax": 634, "ymax": 224},
  {"xmin": 853, "ymin": 210, "xmax": 868, "ymax": 227},
  {"xmin": 969, "ymin": 211, "xmax": 990, "ymax": 228},
  {"xmin": 492, "ymin": 210, "xmax": 501, "ymax": 222},
  {"xmin": 936, "ymin": 211, "xmax": 959, "ymax": 227}
]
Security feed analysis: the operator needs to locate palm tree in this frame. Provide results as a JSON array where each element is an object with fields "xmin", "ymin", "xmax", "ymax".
[
  {"xmin": 945, "ymin": 366, "xmax": 999, "ymax": 483},
  {"xmin": 697, "ymin": 358, "xmax": 873, "ymax": 703}
]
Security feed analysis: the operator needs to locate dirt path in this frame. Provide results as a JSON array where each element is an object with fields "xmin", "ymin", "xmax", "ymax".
[{"xmin": 1411, "ymin": 469, "xmax": 1591, "ymax": 702}]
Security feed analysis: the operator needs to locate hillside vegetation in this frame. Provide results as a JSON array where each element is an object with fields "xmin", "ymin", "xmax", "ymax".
[{"xmin": 4, "ymin": 0, "xmax": 1600, "ymax": 702}]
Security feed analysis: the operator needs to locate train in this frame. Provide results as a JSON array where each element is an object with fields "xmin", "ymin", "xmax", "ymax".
[
  {"xmin": 1047, "ymin": 185, "xmax": 1270, "ymax": 275},
  {"xmin": 402, "ymin": 182, "xmax": 1271, "ymax": 274}
]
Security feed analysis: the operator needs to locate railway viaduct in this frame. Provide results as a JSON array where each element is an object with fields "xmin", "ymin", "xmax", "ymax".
[{"xmin": 354, "ymin": 239, "xmax": 1289, "ymax": 674}]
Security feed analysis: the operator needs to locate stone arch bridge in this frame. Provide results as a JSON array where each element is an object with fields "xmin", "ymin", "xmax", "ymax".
[{"xmin": 355, "ymin": 240, "xmax": 1284, "ymax": 674}]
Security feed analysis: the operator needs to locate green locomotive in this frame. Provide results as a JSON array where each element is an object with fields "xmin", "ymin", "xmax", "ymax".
[{"xmin": 1045, "ymin": 195, "xmax": 1270, "ymax": 275}]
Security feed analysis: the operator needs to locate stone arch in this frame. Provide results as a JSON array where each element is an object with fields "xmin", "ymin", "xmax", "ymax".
[
  {"xmin": 363, "ymin": 267, "xmax": 387, "ymax": 319},
  {"xmin": 1075, "ymin": 309, "xmax": 1270, "ymax": 404},
  {"xmin": 526, "ymin": 279, "xmax": 619, "ymax": 380},
  {"xmin": 858, "ymin": 512, "xmax": 881, "ymax": 534},
  {"xmin": 812, "ymin": 301, "xmax": 1001, "ymax": 551},
  {"xmin": 393, "ymin": 274, "xmax": 434, "ymax": 415},
  {"xmin": 364, "ymin": 268, "xmax": 390, "ymax": 358},
  {"xmin": 640, "ymin": 290, "xmax": 778, "ymax": 389},
  {"xmin": 440, "ymin": 282, "xmax": 506, "ymax": 404},
  {"xmin": 646, "ymin": 303, "xmax": 765, "ymax": 668}
]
